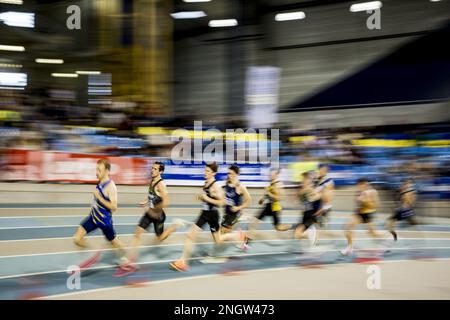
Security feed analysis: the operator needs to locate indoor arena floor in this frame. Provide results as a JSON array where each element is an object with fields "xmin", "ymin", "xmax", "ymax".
[{"xmin": 1, "ymin": 201, "xmax": 450, "ymax": 300}]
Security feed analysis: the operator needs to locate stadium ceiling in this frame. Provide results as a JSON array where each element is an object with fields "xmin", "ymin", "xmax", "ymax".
[{"xmin": 172, "ymin": 0, "xmax": 353, "ymax": 39}]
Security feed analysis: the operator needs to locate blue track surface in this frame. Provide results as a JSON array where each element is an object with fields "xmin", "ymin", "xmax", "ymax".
[{"xmin": 0, "ymin": 206, "xmax": 448, "ymax": 299}]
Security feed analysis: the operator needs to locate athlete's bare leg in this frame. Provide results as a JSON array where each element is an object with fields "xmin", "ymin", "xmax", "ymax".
[
  {"xmin": 73, "ymin": 226, "xmax": 87, "ymax": 248},
  {"xmin": 220, "ymin": 227, "xmax": 242, "ymax": 242},
  {"xmin": 157, "ymin": 224, "xmax": 179, "ymax": 243},
  {"xmin": 245, "ymin": 217, "xmax": 261, "ymax": 240},
  {"xmin": 386, "ymin": 218, "xmax": 397, "ymax": 241},
  {"xmin": 366, "ymin": 222, "xmax": 381, "ymax": 240},
  {"xmin": 110, "ymin": 237, "xmax": 127, "ymax": 259},
  {"xmin": 294, "ymin": 224, "xmax": 306, "ymax": 239},
  {"xmin": 178, "ymin": 225, "xmax": 201, "ymax": 265},
  {"xmin": 275, "ymin": 224, "xmax": 291, "ymax": 231},
  {"xmin": 344, "ymin": 215, "xmax": 362, "ymax": 249},
  {"xmin": 124, "ymin": 226, "xmax": 146, "ymax": 262}
]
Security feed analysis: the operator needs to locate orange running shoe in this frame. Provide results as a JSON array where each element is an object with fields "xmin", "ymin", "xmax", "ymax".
[{"xmin": 169, "ymin": 260, "xmax": 189, "ymax": 271}]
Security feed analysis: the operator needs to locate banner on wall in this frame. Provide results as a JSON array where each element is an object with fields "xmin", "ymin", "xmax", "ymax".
[
  {"xmin": 0, "ymin": 150, "xmax": 271, "ymax": 186},
  {"xmin": 245, "ymin": 66, "xmax": 280, "ymax": 129},
  {"xmin": 1, "ymin": 150, "xmax": 449, "ymax": 198},
  {"xmin": 1, "ymin": 149, "xmax": 150, "ymax": 185}
]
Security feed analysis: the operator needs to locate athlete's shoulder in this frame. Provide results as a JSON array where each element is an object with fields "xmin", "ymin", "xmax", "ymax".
[
  {"xmin": 404, "ymin": 187, "xmax": 416, "ymax": 193},
  {"xmin": 157, "ymin": 178, "xmax": 167, "ymax": 187},
  {"xmin": 212, "ymin": 180, "xmax": 222, "ymax": 189},
  {"xmin": 106, "ymin": 180, "xmax": 118, "ymax": 196},
  {"xmin": 237, "ymin": 181, "xmax": 247, "ymax": 193},
  {"xmin": 108, "ymin": 179, "xmax": 117, "ymax": 189},
  {"xmin": 156, "ymin": 179, "xmax": 168, "ymax": 191},
  {"xmin": 274, "ymin": 180, "xmax": 284, "ymax": 188}
]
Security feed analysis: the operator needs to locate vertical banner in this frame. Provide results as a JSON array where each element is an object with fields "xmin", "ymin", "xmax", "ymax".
[{"xmin": 245, "ymin": 66, "xmax": 280, "ymax": 129}]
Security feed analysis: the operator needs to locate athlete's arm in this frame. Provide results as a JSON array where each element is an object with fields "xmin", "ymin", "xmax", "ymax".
[
  {"xmin": 139, "ymin": 181, "xmax": 151, "ymax": 207},
  {"xmin": 235, "ymin": 184, "xmax": 252, "ymax": 211},
  {"xmin": 373, "ymin": 189, "xmax": 380, "ymax": 208},
  {"xmin": 309, "ymin": 187, "xmax": 321, "ymax": 201},
  {"xmin": 266, "ymin": 182, "xmax": 283, "ymax": 201},
  {"xmin": 359, "ymin": 193, "xmax": 369, "ymax": 207},
  {"xmin": 403, "ymin": 191, "xmax": 416, "ymax": 208},
  {"xmin": 154, "ymin": 181, "xmax": 170, "ymax": 210},
  {"xmin": 201, "ymin": 183, "xmax": 225, "ymax": 207},
  {"xmin": 95, "ymin": 183, "xmax": 118, "ymax": 212},
  {"xmin": 317, "ymin": 182, "xmax": 334, "ymax": 214},
  {"xmin": 362, "ymin": 189, "xmax": 378, "ymax": 209},
  {"xmin": 296, "ymin": 183, "xmax": 304, "ymax": 204}
]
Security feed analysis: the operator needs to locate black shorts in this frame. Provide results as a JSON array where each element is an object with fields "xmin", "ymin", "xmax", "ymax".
[
  {"xmin": 391, "ymin": 208, "xmax": 417, "ymax": 224},
  {"xmin": 221, "ymin": 212, "xmax": 240, "ymax": 229},
  {"xmin": 80, "ymin": 215, "xmax": 116, "ymax": 241},
  {"xmin": 138, "ymin": 210, "xmax": 166, "ymax": 236},
  {"xmin": 196, "ymin": 210, "xmax": 220, "ymax": 233},
  {"xmin": 356, "ymin": 212, "xmax": 375, "ymax": 224},
  {"xmin": 322, "ymin": 208, "xmax": 332, "ymax": 217},
  {"xmin": 301, "ymin": 210, "xmax": 318, "ymax": 231},
  {"xmin": 256, "ymin": 203, "xmax": 280, "ymax": 226}
]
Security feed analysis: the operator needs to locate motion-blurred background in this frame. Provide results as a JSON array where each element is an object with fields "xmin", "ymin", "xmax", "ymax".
[{"xmin": 0, "ymin": 0, "xmax": 449, "ymax": 202}]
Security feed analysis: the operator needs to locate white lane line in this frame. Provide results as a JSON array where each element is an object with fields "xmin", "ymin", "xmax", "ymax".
[
  {"xmin": 0, "ymin": 219, "xmax": 305, "ymax": 229},
  {"xmin": 1, "ymin": 229, "xmax": 449, "ymax": 243},
  {"xmin": 38, "ymin": 257, "xmax": 450, "ymax": 300},
  {"xmin": 0, "ymin": 214, "xmax": 302, "ymax": 219},
  {"xmin": 0, "ymin": 250, "xmax": 296, "ymax": 280},
  {"xmin": 0, "ymin": 214, "xmax": 202, "ymax": 219},
  {"xmin": 0, "ymin": 207, "xmax": 304, "ymax": 212},
  {"xmin": 1, "ymin": 222, "xmax": 450, "ymax": 230},
  {"xmin": 1, "ymin": 228, "xmax": 450, "ymax": 243},
  {"xmin": 2, "ymin": 246, "xmax": 450, "ymax": 281},
  {"xmin": 1, "ymin": 237, "xmax": 450, "ymax": 259},
  {"xmin": 0, "ymin": 224, "xmax": 136, "ymax": 230}
]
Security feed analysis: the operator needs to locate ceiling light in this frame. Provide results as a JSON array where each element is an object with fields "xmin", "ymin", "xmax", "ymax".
[
  {"xmin": 170, "ymin": 11, "xmax": 207, "ymax": 19},
  {"xmin": 275, "ymin": 11, "xmax": 306, "ymax": 21},
  {"xmin": 51, "ymin": 73, "xmax": 78, "ymax": 78},
  {"xmin": 350, "ymin": 1, "xmax": 383, "ymax": 12},
  {"xmin": 35, "ymin": 58, "xmax": 64, "ymax": 64},
  {"xmin": 0, "ymin": 45, "xmax": 25, "ymax": 52},
  {"xmin": 208, "ymin": 19, "xmax": 238, "ymax": 27}
]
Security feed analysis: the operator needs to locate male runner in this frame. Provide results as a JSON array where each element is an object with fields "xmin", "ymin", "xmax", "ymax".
[
  {"xmin": 386, "ymin": 178, "xmax": 418, "ymax": 243},
  {"xmin": 314, "ymin": 164, "xmax": 335, "ymax": 228},
  {"xmin": 220, "ymin": 165, "xmax": 252, "ymax": 235},
  {"xmin": 170, "ymin": 162, "xmax": 225, "ymax": 271},
  {"xmin": 117, "ymin": 161, "xmax": 186, "ymax": 274},
  {"xmin": 341, "ymin": 178, "xmax": 380, "ymax": 256},
  {"xmin": 293, "ymin": 171, "xmax": 321, "ymax": 248},
  {"xmin": 243, "ymin": 168, "xmax": 291, "ymax": 248},
  {"xmin": 73, "ymin": 158, "xmax": 127, "ymax": 268}
]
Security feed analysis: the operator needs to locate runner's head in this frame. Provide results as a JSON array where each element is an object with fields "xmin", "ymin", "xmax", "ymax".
[
  {"xmin": 96, "ymin": 159, "xmax": 111, "ymax": 180},
  {"xmin": 302, "ymin": 171, "xmax": 314, "ymax": 185},
  {"xmin": 270, "ymin": 167, "xmax": 280, "ymax": 181},
  {"xmin": 227, "ymin": 165, "xmax": 240, "ymax": 184},
  {"xmin": 318, "ymin": 163, "xmax": 329, "ymax": 177},
  {"xmin": 357, "ymin": 178, "xmax": 370, "ymax": 191},
  {"xmin": 151, "ymin": 162, "xmax": 165, "ymax": 178},
  {"xmin": 402, "ymin": 178, "xmax": 413, "ymax": 189},
  {"xmin": 205, "ymin": 162, "xmax": 218, "ymax": 180}
]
